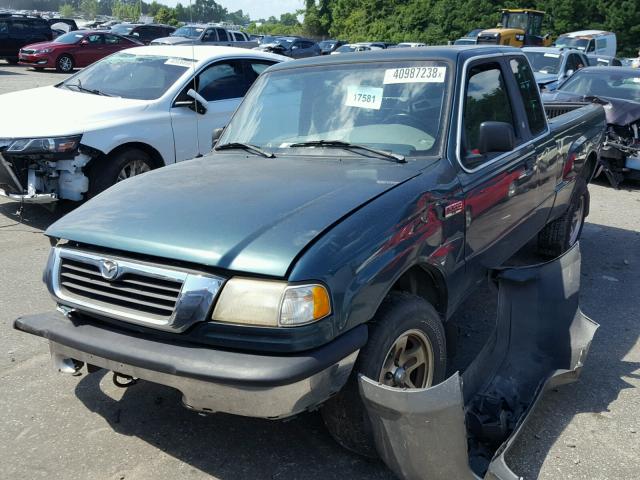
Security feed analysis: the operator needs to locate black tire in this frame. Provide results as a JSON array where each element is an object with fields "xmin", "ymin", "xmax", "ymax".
[
  {"xmin": 321, "ymin": 291, "xmax": 447, "ymax": 457},
  {"xmin": 537, "ymin": 177, "xmax": 589, "ymax": 257},
  {"xmin": 56, "ymin": 54, "xmax": 74, "ymax": 73},
  {"xmin": 6, "ymin": 57, "xmax": 19, "ymax": 65},
  {"xmin": 86, "ymin": 148, "xmax": 154, "ymax": 200}
]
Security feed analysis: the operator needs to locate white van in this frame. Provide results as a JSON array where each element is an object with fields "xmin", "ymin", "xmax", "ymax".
[{"xmin": 555, "ymin": 30, "xmax": 616, "ymax": 57}]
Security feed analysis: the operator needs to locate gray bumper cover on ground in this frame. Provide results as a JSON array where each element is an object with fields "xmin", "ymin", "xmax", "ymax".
[{"xmin": 359, "ymin": 243, "xmax": 597, "ymax": 480}]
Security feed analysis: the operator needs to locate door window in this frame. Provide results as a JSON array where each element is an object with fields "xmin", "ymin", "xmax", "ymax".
[
  {"xmin": 510, "ymin": 57, "xmax": 546, "ymax": 135},
  {"xmin": 0, "ymin": 21, "xmax": 7, "ymax": 34},
  {"xmin": 9, "ymin": 20, "xmax": 28, "ymax": 32},
  {"xmin": 86, "ymin": 34, "xmax": 104, "ymax": 44},
  {"xmin": 596, "ymin": 37, "xmax": 607, "ymax": 51},
  {"xmin": 202, "ymin": 29, "xmax": 216, "ymax": 42},
  {"xmin": 248, "ymin": 60, "xmax": 276, "ymax": 78},
  {"xmin": 104, "ymin": 34, "xmax": 121, "ymax": 45},
  {"xmin": 565, "ymin": 54, "xmax": 584, "ymax": 73},
  {"xmin": 196, "ymin": 61, "xmax": 249, "ymax": 101},
  {"xmin": 462, "ymin": 63, "xmax": 517, "ymax": 168},
  {"xmin": 216, "ymin": 28, "xmax": 228, "ymax": 42}
]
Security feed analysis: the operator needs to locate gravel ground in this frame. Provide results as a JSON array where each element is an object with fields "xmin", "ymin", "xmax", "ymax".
[{"xmin": 1, "ymin": 62, "xmax": 639, "ymax": 479}]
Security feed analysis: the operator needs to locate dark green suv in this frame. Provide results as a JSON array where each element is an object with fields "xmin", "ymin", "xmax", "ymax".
[{"xmin": 0, "ymin": 13, "xmax": 52, "ymax": 64}]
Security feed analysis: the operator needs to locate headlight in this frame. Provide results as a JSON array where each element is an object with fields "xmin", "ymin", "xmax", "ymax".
[
  {"xmin": 5, "ymin": 135, "xmax": 82, "ymax": 154},
  {"xmin": 211, "ymin": 278, "xmax": 331, "ymax": 327},
  {"xmin": 36, "ymin": 48, "xmax": 53, "ymax": 54}
]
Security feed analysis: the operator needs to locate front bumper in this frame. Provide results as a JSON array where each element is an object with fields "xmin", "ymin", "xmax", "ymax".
[
  {"xmin": 18, "ymin": 53, "xmax": 54, "ymax": 67},
  {"xmin": 14, "ymin": 311, "xmax": 367, "ymax": 419}
]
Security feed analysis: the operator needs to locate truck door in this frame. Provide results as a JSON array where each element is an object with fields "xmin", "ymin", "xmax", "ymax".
[{"xmin": 457, "ymin": 58, "xmax": 540, "ymax": 269}]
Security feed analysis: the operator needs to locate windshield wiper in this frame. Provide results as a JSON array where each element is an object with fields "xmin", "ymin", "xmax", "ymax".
[
  {"xmin": 215, "ymin": 142, "xmax": 275, "ymax": 158},
  {"xmin": 63, "ymin": 79, "xmax": 112, "ymax": 97},
  {"xmin": 288, "ymin": 140, "xmax": 406, "ymax": 163}
]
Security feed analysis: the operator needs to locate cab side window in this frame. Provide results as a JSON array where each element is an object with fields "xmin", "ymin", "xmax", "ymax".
[
  {"xmin": 202, "ymin": 29, "xmax": 216, "ymax": 42},
  {"xmin": 462, "ymin": 63, "xmax": 517, "ymax": 168},
  {"xmin": 0, "ymin": 20, "xmax": 7, "ymax": 34},
  {"xmin": 216, "ymin": 28, "xmax": 228, "ymax": 42},
  {"xmin": 510, "ymin": 57, "xmax": 546, "ymax": 135},
  {"xmin": 196, "ymin": 60, "xmax": 249, "ymax": 102}
]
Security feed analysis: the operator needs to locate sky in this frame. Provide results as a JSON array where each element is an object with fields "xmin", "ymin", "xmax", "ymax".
[{"xmin": 162, "ymin": 0, "xmax": 304, "ymax": 21}]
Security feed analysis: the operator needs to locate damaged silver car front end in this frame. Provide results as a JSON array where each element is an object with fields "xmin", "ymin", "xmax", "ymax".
[
  {"xmin": 359, "ymin": 243, "xmax": 597, "ymax": 480},
  {"xmin": 0, "ymin": 137, "xmax": 95, "ymax": 203}
]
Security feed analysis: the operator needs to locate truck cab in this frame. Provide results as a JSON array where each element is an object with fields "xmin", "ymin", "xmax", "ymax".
[{"xmin": 555, "ymin": 30, "xmax": 617, "ymax": 57}]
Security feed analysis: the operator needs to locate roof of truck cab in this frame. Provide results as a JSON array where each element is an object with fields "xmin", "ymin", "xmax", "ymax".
[{"xmin": 267, "ymin": 45, "xmax": 522, "ymax": 71}]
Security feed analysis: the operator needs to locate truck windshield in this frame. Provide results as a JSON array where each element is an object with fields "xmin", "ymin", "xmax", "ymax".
[
  {"xmin": 524, "ymin": 51, "xmax": 561, "ymax": 74},
  {"xmin": 559, "ymin": 70, "xmax": 640, "ymax": 102},
  {"xmin": 219, "ymin": 61, "xmax": 450, "ymax": 158},
  {"xmin": 555, "ymin": 37, "xmax": 589, "ymax": 51},
  {"xmin": 172, "ymin": 26, "xmax": 204, "ymax": 38}
]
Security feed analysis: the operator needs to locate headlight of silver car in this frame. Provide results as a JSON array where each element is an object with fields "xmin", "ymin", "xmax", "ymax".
[
  {"xmin": 211, "ymin": 278, "xmax": 331, "ymax": 327},
  {"xmin": 5, "ymin": 135, "xmax": 82, "ymax": 154}
]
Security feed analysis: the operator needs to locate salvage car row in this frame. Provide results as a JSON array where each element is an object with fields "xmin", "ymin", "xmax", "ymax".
[{"xmin": 4, "ymin": 44, "xmax": 610, "ymax": 480}]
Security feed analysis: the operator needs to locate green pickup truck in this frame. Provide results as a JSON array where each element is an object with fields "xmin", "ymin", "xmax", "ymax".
[{"xmin": 15, "ymin": 46, "xmax": 604, "ymax": 478}]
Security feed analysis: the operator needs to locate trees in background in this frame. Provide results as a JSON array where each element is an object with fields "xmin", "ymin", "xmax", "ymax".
[{"xmin": 306, "ymin": 0, "xmax": 640, "ymax": 55}]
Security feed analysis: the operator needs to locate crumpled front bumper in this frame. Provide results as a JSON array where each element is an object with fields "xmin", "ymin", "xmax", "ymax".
[{"xmin": 359, "ymin": 243, "xmax": 597, "ymax": 480}]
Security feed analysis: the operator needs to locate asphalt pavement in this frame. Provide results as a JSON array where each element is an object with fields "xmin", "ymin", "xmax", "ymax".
[{"xmin": 1, "ymin": 62, "xmax": 638, "ymax": 479}]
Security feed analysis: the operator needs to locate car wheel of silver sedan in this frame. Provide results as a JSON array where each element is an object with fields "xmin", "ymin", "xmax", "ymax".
[{"xmin": 117, "ymin": 159, "xmax": 152, "ymax": 182}]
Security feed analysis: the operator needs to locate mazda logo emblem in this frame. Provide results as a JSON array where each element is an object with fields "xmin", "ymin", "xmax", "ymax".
[{"xmin": 99, "ymin": 259, "xmax": 119, "ymax": 281}]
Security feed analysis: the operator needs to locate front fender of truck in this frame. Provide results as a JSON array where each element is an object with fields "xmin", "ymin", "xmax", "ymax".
[{"xmin": 289, "ymin": 157, "xmax": 465, "ymax": 335}]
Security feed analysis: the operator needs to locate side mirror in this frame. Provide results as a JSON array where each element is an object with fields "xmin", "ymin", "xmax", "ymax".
[
  {"xmin": 477, "ymin": 121, "xmax": 515, "ymax": 154},
  {"xmin": 211, "ymin": 127, "xmax": 224, "ymax": 148},
  {"xmin": 566, "ymin": 69, "xmax": 575, "ymax": 77},
  {"xmin": 291, "ymin": 45, "xmax": 299, "ymax": 50},
  {"xmin": 187, "ymin": 88, "xmax": 208, "ymax": 114},
  {"xmin": 80, "ymin": 38, "xmax": 89, "ymax": 45}
]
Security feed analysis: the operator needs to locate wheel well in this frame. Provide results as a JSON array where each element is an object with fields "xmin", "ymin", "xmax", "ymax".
[
  {"xmin": 389, "ymin": 265, "xmax": 448, "ymax": 318},
  {"xmin": 106, "ymin": 142, "xmax": 166, "ymax": 169},
  {"xmin": 584, "ymin": 151, "xmax": 598, "ymax": 182}
]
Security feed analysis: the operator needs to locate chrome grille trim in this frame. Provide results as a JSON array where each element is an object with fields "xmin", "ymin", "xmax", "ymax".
[{"xmin": 45, "ymin": 247, "xmax": 225, "ymax": 332}]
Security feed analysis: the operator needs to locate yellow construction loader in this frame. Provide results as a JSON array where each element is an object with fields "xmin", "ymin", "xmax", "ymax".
[{"xmin": 476, "ymin": 9, "xmax": 552, "ymax": 47}]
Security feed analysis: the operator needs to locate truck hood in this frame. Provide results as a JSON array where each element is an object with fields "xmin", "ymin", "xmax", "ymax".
[
  {"xmin": 533, "ymin": 72, "xmax": 558, "ymax": 86},
  {"xmin": 46, "ymin": 154, "xmax": 422, "ymax": 277},
  {"xmin": 152, "ymin": 36, "xmax": 194, "ymax": 45},
  {"xmin": 0, "ymin": 86, "xmax": 149, "ymax": 138}
]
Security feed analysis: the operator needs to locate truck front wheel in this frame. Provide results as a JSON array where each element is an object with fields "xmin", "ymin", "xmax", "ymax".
[{"xmin": 321, "ymin": 292, "xmax": 447, "ymax": 457}]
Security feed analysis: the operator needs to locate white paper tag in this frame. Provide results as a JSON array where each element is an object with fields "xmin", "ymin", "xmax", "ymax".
[
  {"xmin": 345, "ymin": 85, "xmax": 383, "ymax": 110},
  {"xmin": 383, "ymin": 66, "xmax": 446, "ymax": 84},
  {"xmin": 165, "ymin": 57, "xmax": 196, "ymax": 67},
  {"xmin": 543, "ymin": 53, "xmax": 560, "ymax": 58}
]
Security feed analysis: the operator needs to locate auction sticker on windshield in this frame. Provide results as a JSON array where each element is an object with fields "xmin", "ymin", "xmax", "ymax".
[
  {"xmin": 383, "ymin": 66, "xmax": 446, "ymax": 84},
  {"xmin": 165, "ymin": 57, "xmax": 196, "ymax": 67},
  {"xmin": 345, "ymin": 85, "xmax": 383, "ymax": 110}
]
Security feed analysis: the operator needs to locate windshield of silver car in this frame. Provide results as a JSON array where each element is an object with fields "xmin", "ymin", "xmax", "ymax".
[
  {"xmin": 57, "ymin": 52, "xmax": 193, "ymax": 100},
  {"xmin": 219, "ymin": 61, "xmax": 450, "ymax": 158}
]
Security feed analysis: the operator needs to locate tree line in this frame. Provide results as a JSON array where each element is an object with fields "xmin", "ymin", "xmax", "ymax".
[
  {"xmin": 4, "ymin": 0, "xmax": 249, "ymax": 26},
  {"xmin": 253, "ymin": 0, "xmax": 640, "ymax": 57}
]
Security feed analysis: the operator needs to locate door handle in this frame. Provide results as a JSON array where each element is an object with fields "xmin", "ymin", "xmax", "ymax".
[{"xmin": 519, "ymin": 159, "xmax": 536, "ymax": 179}]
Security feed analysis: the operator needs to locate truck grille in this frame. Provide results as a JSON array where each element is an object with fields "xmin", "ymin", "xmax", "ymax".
[
  {"xmin": 48, "ymin": 247, "xmax": 225, "ymax": 332},
  {"xmin": 59, "ymin": 257, "xmax": 182, "ymax": 318}
]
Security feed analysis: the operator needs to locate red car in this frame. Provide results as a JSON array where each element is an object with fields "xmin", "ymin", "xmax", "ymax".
[{"xmin": 18, "ymin": 30, "xmax": 141, "ymax": 73}]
